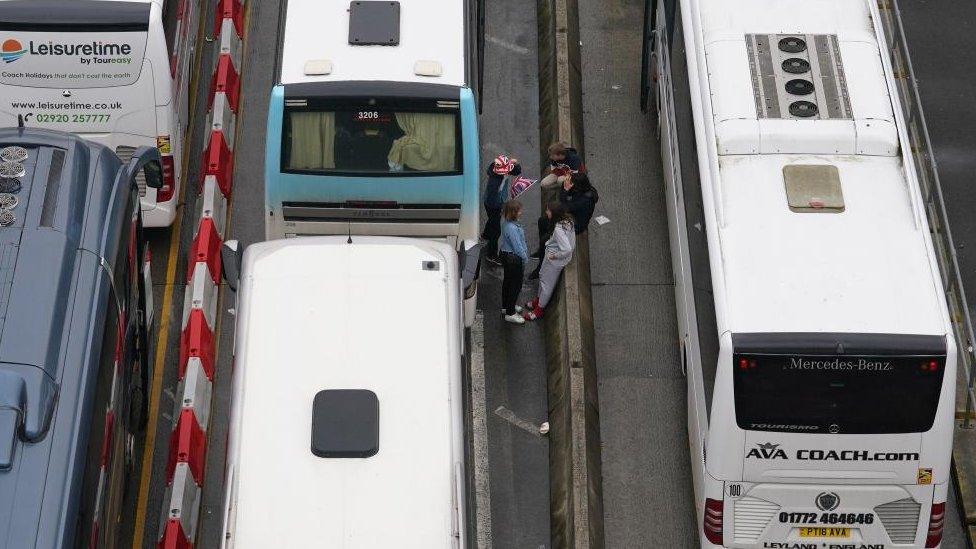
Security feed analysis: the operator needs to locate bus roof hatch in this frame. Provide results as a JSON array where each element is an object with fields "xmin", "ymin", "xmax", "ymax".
[{"xmin": 348, "ymin": 1, "xmax": 400, "ymax": 46}]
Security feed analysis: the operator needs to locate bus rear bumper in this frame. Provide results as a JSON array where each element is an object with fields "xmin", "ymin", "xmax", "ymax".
[{"xmin": 702, "ymin": 480, "xmax": 947, "ymax": 549}]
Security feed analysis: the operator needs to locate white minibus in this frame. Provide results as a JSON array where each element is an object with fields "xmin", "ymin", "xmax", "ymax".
[
  {"xmin": 0, "ymin": 0, "xmax": 200, "ymax": 226},
  {"xmin": 219, "ymin": 236, "xmax": 468, "ymax": 548}
]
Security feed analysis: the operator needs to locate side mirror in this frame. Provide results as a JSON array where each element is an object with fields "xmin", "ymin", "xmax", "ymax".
[
  {"xmin": 143, "ymin": 160, "xmax": 164, "ymax": 189},
  {"xmin": 221, "ymin": 240, "xmax": 243, "ymax": 292},
  {"xmin": 458, "ymin": 240, "xmax": 482, "ymax": 299},
  {"xmin": 120, "ymin": 146, "xmax": 161, "ymax": 190}
]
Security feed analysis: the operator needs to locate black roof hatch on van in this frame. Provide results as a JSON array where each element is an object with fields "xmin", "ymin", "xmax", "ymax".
[{"xmin": 0, "ymin": 1, "xmax": 150, "ymax": 32}]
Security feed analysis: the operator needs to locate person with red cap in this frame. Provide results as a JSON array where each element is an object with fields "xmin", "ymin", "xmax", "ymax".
[{"xmin": 482, "ymin": 154, "xmax": 521, "ymax": 263}]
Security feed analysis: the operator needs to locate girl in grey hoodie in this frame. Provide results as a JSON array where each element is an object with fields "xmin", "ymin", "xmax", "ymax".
[{"xmin": 523, "ymin": 202, "xmax": 576, "ymax": 320}]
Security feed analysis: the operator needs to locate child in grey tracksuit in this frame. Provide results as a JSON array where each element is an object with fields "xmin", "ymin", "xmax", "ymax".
[{"xmin": 524, "ymin": 203, "xmax": 576, "ymax": 320}]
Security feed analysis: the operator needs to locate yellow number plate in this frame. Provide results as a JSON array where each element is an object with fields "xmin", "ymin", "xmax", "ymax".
[{"xmin": 799, "ymin": 527, "xmax": 850, "ymax": 538}]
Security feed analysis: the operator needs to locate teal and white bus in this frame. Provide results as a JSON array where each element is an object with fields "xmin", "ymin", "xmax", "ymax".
[
  {"xmin": 265, "ymin": 0, "xmax": 482, "ymax": 239},
  {"xmin": 265, "ymin": 0, "xmax": 483, "ymax": 323}
]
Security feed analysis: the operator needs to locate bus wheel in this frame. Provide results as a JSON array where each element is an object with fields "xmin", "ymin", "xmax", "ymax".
[{"xmin": 129, "ymin": 380, "xmax": 148, "ymax": 432}]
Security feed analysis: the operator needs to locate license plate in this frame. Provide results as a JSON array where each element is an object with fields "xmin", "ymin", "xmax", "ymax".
[{"xmin": 799, "ymin": 527, "xmax": 850, "ymax": 538}]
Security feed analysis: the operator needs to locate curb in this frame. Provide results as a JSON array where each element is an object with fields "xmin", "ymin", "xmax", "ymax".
[
  {"xmin": 537, "ymin": 0, "xmax": 604, "ymax": 546},
  {"xmin": 156, "ymin": 0, "xmax": 245, "ymax": 546}
]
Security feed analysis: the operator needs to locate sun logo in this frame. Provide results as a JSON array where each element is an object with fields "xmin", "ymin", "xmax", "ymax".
[{"xmin": 1, "ymin": 39, "xmax": 26, "ymax": 63}]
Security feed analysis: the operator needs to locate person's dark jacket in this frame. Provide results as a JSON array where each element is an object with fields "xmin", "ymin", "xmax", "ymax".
[
  {"xmin": 559, "ymin": 181, "xmax": 598, "ymax": 234},
  {"xmin": 483, "ymin": 162, "xmax": 521, "ymax": 209},
  {"xmin": 548, "ymin": 147, "xmax": 584, "ymax": 175}
]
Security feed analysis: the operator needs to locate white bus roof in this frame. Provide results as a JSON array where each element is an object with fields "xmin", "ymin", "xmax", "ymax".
[
  {"xmin": 229, "ymin": 236, "xmax": 464, "ymax": 547},
  {"xmin": 279, "ymin": 0, "xmax": 466, "ymax": 87},
  {"xmin": 693, "ymin": 0, "xmax": 947, "ymax": 336}
]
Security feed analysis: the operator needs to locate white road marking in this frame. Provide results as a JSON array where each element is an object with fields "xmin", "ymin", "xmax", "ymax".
[
  {"xmin": 471, "ymin": 311, "xmax": 493, "ymax": 549},
  {"xmin": 486, "ymin": 35, "xmax": 530, "ymax": 56},
  {"xmin": 493, "ymin": 405, "xmax": 545, "ymax": 438}
]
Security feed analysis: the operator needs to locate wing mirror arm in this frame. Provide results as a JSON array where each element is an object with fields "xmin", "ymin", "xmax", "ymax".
[
  {"xmin": 121, "ymin": 146, "xmax": 163, "ymax": 189},
  {"xmin": 458, "ymin": 240, "xmax": 482, "ymax": 298},
  {"xmin": 221, "ymin": 240, "xmax": 243, "ymax": 292}
]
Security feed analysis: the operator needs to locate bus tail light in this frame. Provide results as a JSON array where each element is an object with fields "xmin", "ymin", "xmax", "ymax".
[
  {"xmin": 158, "ymin": 154, "xmax": 176, "ymax": 203},
  {"xmin": 925, "ymin": 502, "xmax": 945, "ymax": 548},
  {"xmin": 703, "ymin": 498, "xmax": 724, "ymax": 545}
]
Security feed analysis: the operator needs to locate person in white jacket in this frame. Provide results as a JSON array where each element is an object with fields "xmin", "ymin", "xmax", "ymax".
[{"xmin": 523, "ymin": 202, "xmax": 576, "ymax": 321}]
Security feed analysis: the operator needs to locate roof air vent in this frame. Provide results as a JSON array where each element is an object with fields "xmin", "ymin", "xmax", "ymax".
[
  {"xmin": 778, "ymin": 36, "xmax": 806, "ymax": 53},
  {"xmin": 304, "ymin": 59, "xmax": 333, "ymax": 76},
  {"xmin": 789, "ymin": 101, "xmax": 819, "ymax": 117},
  {"xmin": 0, "ymin": 194, "xmax": 18, "ymax": 210},
  {"xmin": 348, "ymin": 1, "xmax": 400, "ymax": 46},
  {"xmin": 783, "ymin": 164, "xmax": 844, "ymax": 213},
  {"xmin": 414, "ymin": 60, "xmax": 443, "ymax": 77},
  {"xmin": 0, "ymin": 178, "xmax": 21, "ymax": 194},
  {"xmin": 0, "ymin": 162, "xmax": 25, "ymax": 179},
  {"xmin": 782, "ymin": 58, "xmax": 810, "ymax": 74},
  {"xmin": 311, "ymin": 389, "xmax": 379, "ymax": 458},
  {"xmin": 0, "ymin": 146, "xmax": 27, "ymax": 163},
  {"xmin": 0, "ymin": 210, "xmax": 15, "ymax": 227},
  {"xmin": 747, "ymin": 34, "xmax": 852, "ymax": 120},
  {"xmin": 785, "ymin": 79, "xmax": 814, "ymax": 95}
]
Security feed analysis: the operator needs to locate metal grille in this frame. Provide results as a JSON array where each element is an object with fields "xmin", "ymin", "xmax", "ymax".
[
  {"xmin": 115, "ymin": 146, "xmax": 147, "ymax": 197},
  {"xmin": 733, "ymin": 496, "xmax": 780, "ymax": 543},
  {"xmin": 874, "ymin": 497, "xmax": 921, "ymax": 543},
  {"xmin": 0, "ymin": 146, "xmax": 27, "ymax": 163},
  {"xmin": 746, "ymin": 33, "xmax": 852, "ymax": 120},
  {"xmin": 0, "ymin": 162, "xmax": 25, "ymax": 178},
  {"xmin": 0, "ymin": 194, "xmax": 18, "ymax": 210}
]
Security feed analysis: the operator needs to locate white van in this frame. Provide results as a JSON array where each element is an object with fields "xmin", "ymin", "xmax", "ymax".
[
  {"xmin": 0, "ymin": 0, "xmax": 200, "ymax": 227},
  {"xmin": 219, "ymin": 236, "xmax": 468, "ymax": 548}
]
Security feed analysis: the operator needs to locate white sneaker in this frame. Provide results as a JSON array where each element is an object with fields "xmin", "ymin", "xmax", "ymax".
[
  {"xmin": 500, "ymin": 305, "xmax": 523, "ymax": 314},
  {"xmin": 504, "ymin": 313, "xmax": 525, "ymax": 325}
]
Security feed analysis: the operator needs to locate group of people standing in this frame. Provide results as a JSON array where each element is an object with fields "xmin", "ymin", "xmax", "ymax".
[{"xmin": 482, "ymin": 142, "xmax": 599, "ymax": 325}]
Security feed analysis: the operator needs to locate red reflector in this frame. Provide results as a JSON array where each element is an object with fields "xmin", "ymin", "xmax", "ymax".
[
  {"xmin": 739, "ymin": 358, "xmax": 748, "ymax": 370},
  {"xmin": 703, "ymin": 497, "xmax": 723, "ymax": 545},
  {"xmin": 158, "ymin": 154, "xmax": 176, "ymax": 203},
  {"xmin": 925, "ymin": 502, "xmax": 945, "ymax": 548}
]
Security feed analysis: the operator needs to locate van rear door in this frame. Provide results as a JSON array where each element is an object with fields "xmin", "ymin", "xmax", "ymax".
[{"xmin": 0, "ymin": 1, "xmax": 157, "ymax": 140}]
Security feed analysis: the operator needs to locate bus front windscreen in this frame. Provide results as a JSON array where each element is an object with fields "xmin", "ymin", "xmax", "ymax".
[
  {"xmin": 733, "ymin": 353, "xmax": 946, "ymax": 434},
  {"xmin": 281, "ymin": 108, "xmax": 461, "ymax": 175}
]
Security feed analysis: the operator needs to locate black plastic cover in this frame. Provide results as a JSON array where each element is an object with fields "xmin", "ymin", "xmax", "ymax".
[
  {"xmin": 348, "ymin": 1, "xmax": 400, "ymax": 46},
  {"xmin": 311, "ymin": 389, "xmax": 379, "ymax": 458}
]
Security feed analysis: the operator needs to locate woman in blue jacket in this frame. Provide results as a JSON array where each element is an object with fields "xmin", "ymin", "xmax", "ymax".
[{"xmin": 499, "ymin": 200, "xmax": 529, "ymax": 324}]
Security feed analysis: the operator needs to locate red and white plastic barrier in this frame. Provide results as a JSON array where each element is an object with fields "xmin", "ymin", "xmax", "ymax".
[{"xmin": 158, "ymin": 0, "xmax": 244, "ymax": 547}]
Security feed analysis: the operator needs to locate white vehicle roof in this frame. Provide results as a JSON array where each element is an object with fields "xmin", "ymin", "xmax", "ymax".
[
  {"xmin": 279, "ymin": 0, "xmax": 466, "ymax": 86},
  {"xmin": 694, "ymin": 0, "xmax": 947, "ymax": 336},
  {"xmin": 228, "ymin": 236, "xmax": 464, "ymax": 548}
]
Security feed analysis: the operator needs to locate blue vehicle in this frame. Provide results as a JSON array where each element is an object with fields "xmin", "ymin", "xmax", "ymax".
[
  {"xmin": 0, "ymin": 127, "xmax": 162, "ymax": 548},
  {"xmin": 266, "ymin": 0, "xmax": 484, "ymax": 248}
]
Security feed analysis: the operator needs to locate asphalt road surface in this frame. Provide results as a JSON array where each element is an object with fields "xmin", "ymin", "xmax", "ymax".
[{"xmin": 120, "ymin": 1, "xmax": 974, "ymax": 547}]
